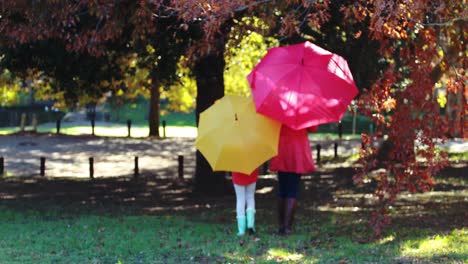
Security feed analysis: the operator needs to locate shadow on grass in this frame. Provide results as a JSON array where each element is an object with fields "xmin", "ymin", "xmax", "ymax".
[{"xmin": 0, "ymin": 165, "xmax": 466, "ymax": 263}]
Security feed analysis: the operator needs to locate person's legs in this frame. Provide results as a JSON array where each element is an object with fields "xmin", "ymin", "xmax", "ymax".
[
  {"xmin": 233, "ymin": 184, "xmax": 247, "ymax": 236},
  {"xmin": 245, "ymin": 182, "xmax": 256, "ymax": 234},
  {"xmin": 284, "ymin": 173, "xmax": 301, "ymax": 235},
  {"xmin": 234, "ymin": 184, "xmax": 247, "ymax": 217},
  {"xmin": 284, "ymin": 173, "xmax": 301, "ymax": 198},
  {"xmin": 245, "ymin": 182, "xmax": 256, "ymax": 210},
  {"xmin": 277, "ymin": 172, "xmax": 288, "ymax": 198},
  {"xmin": 277, "ymin": 172, "xmax": 288, "ymax": 234}
]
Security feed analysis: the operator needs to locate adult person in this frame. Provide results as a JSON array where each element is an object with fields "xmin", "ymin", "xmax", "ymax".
[{"xmin": 269, "ymin": 125, "xmax": 317, "ymax": 235}]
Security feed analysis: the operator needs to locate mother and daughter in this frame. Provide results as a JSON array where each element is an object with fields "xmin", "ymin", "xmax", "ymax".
[{"xmin": 232, "ymin": 124, "xmax": 317, "ymax": 236}]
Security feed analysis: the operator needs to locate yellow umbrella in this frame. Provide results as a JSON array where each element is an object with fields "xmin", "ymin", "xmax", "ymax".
[{"xmin": 195, "ymin": 94, "xmax": 281, "ymax": 174}]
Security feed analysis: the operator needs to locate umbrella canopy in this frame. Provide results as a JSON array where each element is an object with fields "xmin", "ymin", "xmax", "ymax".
[
  {"xmin": 195, "ymin": 95, "xmax": 281, "ymax": 174},
  {"xmin": 247, "ymin": 41, "xmax": 359, "ymax": 130}
]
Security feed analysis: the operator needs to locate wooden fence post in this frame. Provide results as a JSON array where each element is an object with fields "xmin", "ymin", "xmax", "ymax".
[
  {"xmin": 127, "ymin": 120, "xmax": 132, "ymax": 138},
  {"xmin": 91, "ymin": 119, "xmax": 95, "ymax": 136},
  {"xmin": 162, "ymin": 120, "xmax": 167, "ymax": 138},
  {"xmin": 40, "ymin": 157, "xmax": 45, "ymax": 176},
  {"xmin": 56, "ymin": 119, "xmax": 61, "ymax": 134},
  {"xmin": 338, "ymin": 122, "xmax": 343, "ymax": 140},
  {"xmin": 0, "ymin": 157, "xmax": 4, "ymax": 175},
  {"xmin": 89, "ymin": 157, "xmax": 94, "ymax": 179},
  {"xmin": 134, "ymin": 156, "xmax": 139, "ymax": 179},
  {"xmin": 178, "ymin": 155, "xmax": 184, "ymax": 180},
  {"xmin": 316, "ymin": 144, "xmax": 321, "ymax": 163}
]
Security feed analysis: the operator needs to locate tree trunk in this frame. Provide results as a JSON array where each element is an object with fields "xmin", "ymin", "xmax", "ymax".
[
  {"xmin": 192, "ymin": 50, "xmax": 229, "ymax": 195},
  {"xmin": 445, "ymin": 91, "xmax": 460, "ymax": 138},
  {"xmin": 461, "ymin": 89, "xmax": 466, "ymax": 138},
  {"xmin": 455, "ymin": 88, "xmax": 465, "ymax": 138},
  {"xmin": 148, "ymin": 73, "xmax": 160, "ymax": 138}
]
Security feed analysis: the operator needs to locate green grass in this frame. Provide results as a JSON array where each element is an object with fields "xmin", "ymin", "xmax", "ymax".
[
  {"xmin": 0, "ymin": 109, "xmax": 197, "ymax": 137},
  {"xmin": 0, "ymin": 204, "xmax": 465, "ymax": 263},
  {"xmin": 0, "ymin": 173, "xmax": 466, "ymax": 264},
  {"xmin": 0, "ymin": 123, "xmax": 197, "ymax": 138},
  {"xmin": 401, "ymin": 229, "xmax": 467, "ymax": 260},
  {"xmin": 449, "ymin": 152, "xmax": 468, "ymax": 163},
  {"xmin": 308, "ymin": 132, "xmax": 362, "ymax": 140},
  {"xmin": 0, "ymin": 123, "xmax": 359, "ymax": 139},
  {"xmin": 0, "ymin": 153, "xmax": 465, "ymax": 263}
]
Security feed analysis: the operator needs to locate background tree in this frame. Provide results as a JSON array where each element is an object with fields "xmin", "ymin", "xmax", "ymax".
[
  {"xmin": 2, "ymin": 40, "xmax": 125, "ymax": 109},
  {"xmin": 0, "ymin": 69, "xmax": 21, "ymax": 106},
  {"xmin": 129, "ymin": 14, "xmax": 189, "ymax": 137},
  {"xmin": 224, "ymin": 18, "xmax": 279, "ymax": 96},
  {"xmin": 164, "ymin": 22, "xmax": 278, "ymax": 117},
  {"xmin": 0, "ymin": 0, "xmax": 188, "ymax": 137},
  {"xmin": 171, "ymin": 1, "xmax": 292, "ymax": 193}
]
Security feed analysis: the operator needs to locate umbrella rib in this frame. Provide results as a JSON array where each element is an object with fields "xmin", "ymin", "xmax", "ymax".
[
  {"xmin": 255, "ymin": 64, "xmax": 299, "ymax": 82},
  {"xmin": 289, "ymin": 66, "xmax": 304, "ymax": 129},
  {"xmin": 303, "ymin": 64, "xmax": 354, "ymax": 86}
]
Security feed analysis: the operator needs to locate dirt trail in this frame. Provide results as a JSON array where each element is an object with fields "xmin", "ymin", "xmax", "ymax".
[
  {"xmin": 1, "ymin": 134, "xmax": 196, "ymax": 178},
  {"xmin": 0, "ymin": 134, "xmax": 366, "ymax": 178},
  {"xmin": 1, "ymin": 134, "xmax": 466, "ymax": 178}
]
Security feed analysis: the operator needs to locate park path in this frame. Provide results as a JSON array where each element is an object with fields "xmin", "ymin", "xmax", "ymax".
[
  {"xmin": 0, "ymin": 134, "xmax": 196, "ymax": 178},
  {"xmin": 0, "ymin": 134, "xmax": 466, "ymax": 178}
]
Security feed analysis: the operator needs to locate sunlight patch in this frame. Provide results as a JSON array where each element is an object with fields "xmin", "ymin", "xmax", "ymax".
[
  {"xmin": 317, "ymin": 205, "xmax": 361, "ymax": 212},
  {"xmin": 266, "ymin": 248, "xmax": 305, "ymax": 262},
  {"xmin": 377, "ymin": 235, "xmax": 395, "ymax": 245},
  {"xmin": 401, "ymin": 229, "xmax": 467, "ymax": 258},
  {"xmin": 403, "ymin": 235, "xmax": 449, "ymax": 256},
  {"xmin": 256, "ymin": 186, "xmax": 274, "ymax": 194},
  {"xmin": 418, "ymin": 236, "xmax": 448, "ymax": 253}
]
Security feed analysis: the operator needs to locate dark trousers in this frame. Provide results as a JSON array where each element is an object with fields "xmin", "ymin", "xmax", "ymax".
[{"xmin": 277, "ymin": 172, "xmax": 301, "ymax": 198}]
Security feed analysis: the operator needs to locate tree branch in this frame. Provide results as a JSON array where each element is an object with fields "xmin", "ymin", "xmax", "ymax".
[
  {"xmin": 411, "ymin": 16, "xmax": 468, "ymax": 27},
  {"xmin": 233, "ymin": 0, "xmax": 271, "ymax": 13},
  {"xmin": 150, "ymin": 1, "xmax": 273, "ymax": 20}
]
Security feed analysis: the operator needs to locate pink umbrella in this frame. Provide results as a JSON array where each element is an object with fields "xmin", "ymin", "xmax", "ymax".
[{"xmin": 247, "ymin": 41, "xmax": 359, "ymax": 130}]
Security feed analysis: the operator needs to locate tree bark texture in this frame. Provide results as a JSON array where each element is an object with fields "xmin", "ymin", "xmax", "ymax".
[
  {"xmin": 192, "ymin": 49, "xmax": 228, "ymax": 194},
  {"xmin": 148, "ymin": 73, "xmax": 161, "ymax": 138}
]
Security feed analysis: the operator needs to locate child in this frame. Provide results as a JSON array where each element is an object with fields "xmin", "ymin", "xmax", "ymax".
[{"xmin": 232, "ymin": 168, "xmax": 259, "ymax": 236}]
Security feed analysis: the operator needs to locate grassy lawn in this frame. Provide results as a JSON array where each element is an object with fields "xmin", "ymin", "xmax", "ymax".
[
  {"xmin": 0, "ymin": 206, "xmax": 465, "ymax": 263},
  {"xmin": 0, "ymin": 122, "xmax": 198, "ymax": 138},
  {"xmin": 0, "ymin": 123, "xmax": 362, "ymax": 140},
  {"xmin": 0, "ymin": 173, "xmax": 466, "ymax": 263}
]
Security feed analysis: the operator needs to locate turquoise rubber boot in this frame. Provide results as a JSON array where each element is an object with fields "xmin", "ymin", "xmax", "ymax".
[
  {"xmin": 237, "ymin": 216, "xmax": 246, "ymax": 236},
  {"xmin": 246, "ymin": 208, "xmax": 256, "ymax": 235}
]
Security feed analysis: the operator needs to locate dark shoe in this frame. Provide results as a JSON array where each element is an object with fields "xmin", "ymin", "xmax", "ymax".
[
  {"xmin": 247, "ymin": 228, "xmax": 256, "ymax": 236},
  {"xmin": 277, "ymin": 227, "xmax": 285, "ymax": 235},
  {"xmin": 284, "ymin": 198, "xmax": 297, "ymax": 235},
  {"xmin": 277, "ymin": 198, "xmax": 286, "ymax": 235}
]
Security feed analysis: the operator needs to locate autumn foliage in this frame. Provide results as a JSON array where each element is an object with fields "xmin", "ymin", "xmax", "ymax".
[{"xmin": 350, "ymin": 0, "xmax": 467, "ymax": 235}]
